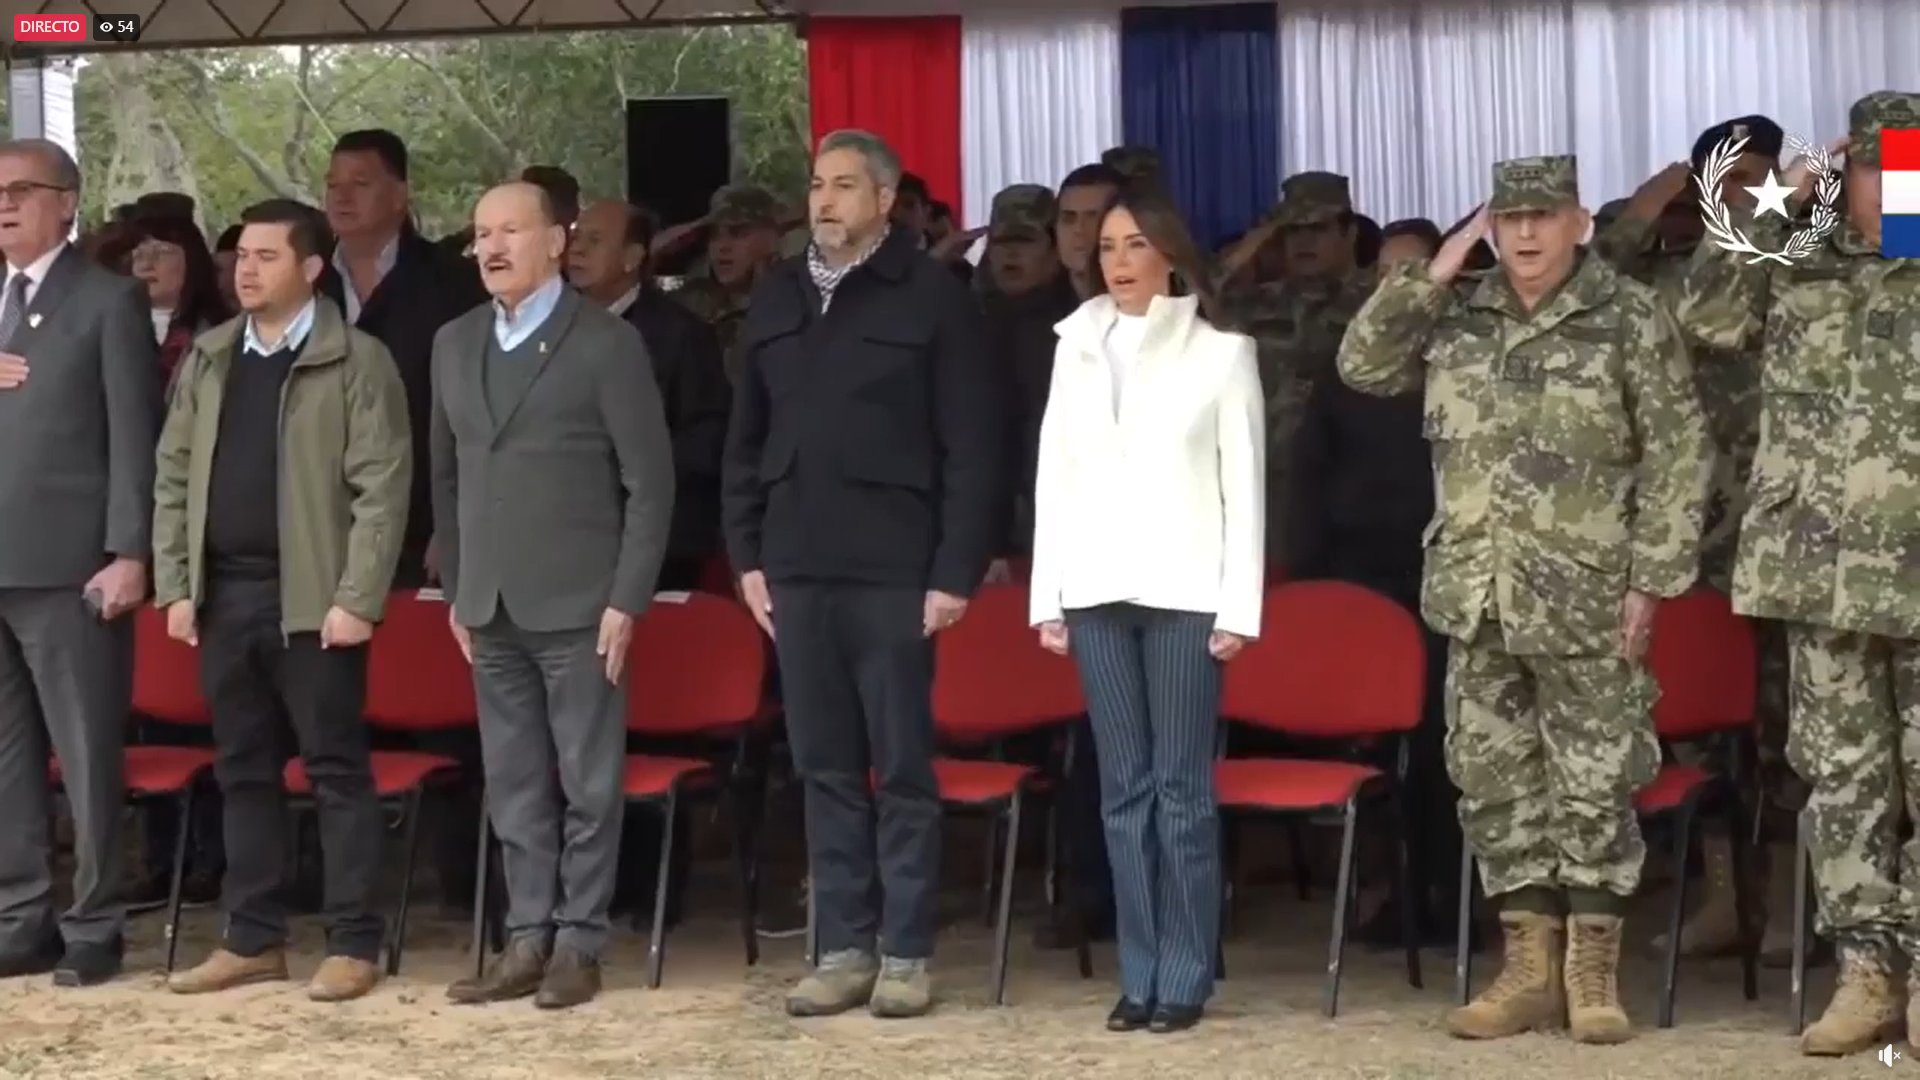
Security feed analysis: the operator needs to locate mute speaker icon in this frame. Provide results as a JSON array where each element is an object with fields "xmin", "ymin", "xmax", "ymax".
[{"xmin": 1882, "ymin": 1043, "xmax": 1904, "ymax": 1067}]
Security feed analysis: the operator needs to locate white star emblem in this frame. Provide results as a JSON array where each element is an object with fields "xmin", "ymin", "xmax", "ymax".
[{"xmin": 1745, "ymin": 170, "xmax": 1796, "ymax": 220}]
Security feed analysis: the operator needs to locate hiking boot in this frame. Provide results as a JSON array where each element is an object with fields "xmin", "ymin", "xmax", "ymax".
[
  {"xmin": 869, "ymin": 956, "xmax": 932, "ymax": 1018},
  {"xmin": 167, "ymin": 948, "xmax": 289, "ymax": 994},
  {"xmin": 1653, "ymin": 832, "xmax": 1745, "ymax": 957},
  {"xmin": 533, "ymin": 946, "xmax": 602, "ymax": 1010},
  {"xmin": 307, "ymin": 956, "xmax": 379, "ymax": 1003},
  {"xmin": 785, "ymin": 948, "xmax": 879, "ymax": 1017},
  {"xmin": 446, "ymin": 937, "xmax": 548, "ymax": 1005},
  {"xmin": 1447, "ymin": 911, "xmax": 1564, "ymax": 1039},
  {"xmin": 1801, "ymin": 948, "xmax": 1902, "ymax": 1056},
  {"xmin": 1565, "ymin": 914, "xmax": 1632, "ymax": 1044}
]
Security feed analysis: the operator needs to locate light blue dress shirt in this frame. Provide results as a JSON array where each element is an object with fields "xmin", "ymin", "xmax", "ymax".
[
  {"xmin": 493, "ymin": 273, "xmax": 564, "ymax": 351},
  {"xmin": 243, "ymin": 296, "xmax": 317, "ymax": 355}
]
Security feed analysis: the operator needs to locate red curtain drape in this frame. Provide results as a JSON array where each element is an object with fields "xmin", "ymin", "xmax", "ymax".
[{"xmin": 806, "ymin": 16, "xmax": 963, "ymax": 210}]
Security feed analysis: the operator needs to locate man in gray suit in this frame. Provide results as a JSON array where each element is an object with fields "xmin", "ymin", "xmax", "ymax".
[
  {"xmin": 0, "ymin": 138, "xmax": 160, "ymax": 985},
  {"xmin": 434, "ymin": 181, "xmax": 674, "ymax": 1009}
]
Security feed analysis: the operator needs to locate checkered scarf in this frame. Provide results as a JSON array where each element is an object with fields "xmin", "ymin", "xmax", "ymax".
[{"xmin": 806, "ymin": 225, "xmax": 891, "ymax": 312}]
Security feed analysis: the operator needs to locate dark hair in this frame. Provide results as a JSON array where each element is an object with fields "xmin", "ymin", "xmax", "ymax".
[
  {"xmin": 1381, "ymin": 217, "xmax": 1443, "ymax": 258},
  {"xmin": 240, "ymin": 198, "xmax": 331, "ymax": 260},
  {"xmin": 331, "ymin": 129, "xmax": 409, "ymax": 181},
  {"xmin": 929, "ymin": 200, "xmax": 952, "ymax": 222},
  {"xmin": 1059, "ymin": 163, "xmax": 1125, "ymax": 195},
  {"xmin": 214, "ymin": 223, "xmax": 243, "ymax": 253},
  {"xmin": 520, "ymin": 165, "xmax": 580, "ymax": 226},
  {"xmin": 133, "ymin": 191, "xmax": 195, "ymax": 224},
  {"xmin": 1088, "ymin": 183, "xmax": 1217, "ymax": 322},
  {"xmin": 1353, "ymin": 213, "xmax": 1382, "ymax": 268},
  {"xmin": 125, "ymin": 214, "xmax": 229, "ymax": 330},
  {"xmin": 896, "ymin": 172, "xmax": 929, "ymax": 202}
]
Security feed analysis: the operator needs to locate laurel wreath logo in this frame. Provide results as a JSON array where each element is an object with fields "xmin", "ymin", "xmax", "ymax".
[{"xmin": 1696, "ymin": 134, "xmax": 1841, "ymax": 265}]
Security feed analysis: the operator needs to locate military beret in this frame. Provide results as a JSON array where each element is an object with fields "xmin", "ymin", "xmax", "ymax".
[
  {"xmin": 988, "ymin": 184, "xmax": 1056, "ymax": 241},
  {"xmin": 1690, "ymin": 115, "xmax": 1785, "ymax": 175},
  {"xmin": 1849, "ymin": 90, "xmax": 1920, "ymax": 168},
  {"xmin": 1489, "ymin": 155, "xmax": 1579, "ymax": 213}
]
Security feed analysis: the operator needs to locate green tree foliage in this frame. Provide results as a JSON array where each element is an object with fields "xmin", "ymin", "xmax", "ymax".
[{"xmin": 73, "ymin": 25, "xmax": 809, "ymax": 236}]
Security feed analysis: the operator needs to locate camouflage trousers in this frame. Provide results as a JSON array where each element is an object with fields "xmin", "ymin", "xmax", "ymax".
[
  {"xmin": 1446, "ymin": 620, "xmax": 1661, "ymax": 899},
  {"xmin": 1669, "ymin": 617, "xmax": 1802, "ymax": 839},
  {"xmin": 1786, "ymin": 623, "xmax": 1920, "ymax": 957}
]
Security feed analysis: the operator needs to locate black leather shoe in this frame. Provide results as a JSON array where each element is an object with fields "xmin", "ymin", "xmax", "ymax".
[
  {"xmin": 1106, "ymin": 997, "xmax": 1153, "ymax": 1032},
  {"xmin": 0, "ymin": 934, "xmax": 62, "ymax": 978},
  {"xmin": 1148, "ymin": 1004, "xmax": 1203, "ymax": 1033},
  {"xmin": 54, "ymin": 937, "xmax": 123, "ymax": 987}
]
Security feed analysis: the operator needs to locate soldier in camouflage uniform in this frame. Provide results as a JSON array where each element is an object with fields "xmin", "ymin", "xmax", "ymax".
[
  {"xmin": 1219, "ymin": 172, "xmax": 1376, "ymax": 568},
  {"xmin": 1594, "ymin": 117, "xmax": 1806, "ymax": 966},
  {"xmin": 671, "ymin": 183, "xmax": 783, "ymax": 384},
  {"xmin": 1672, "ymin": 90, "xmax": 1920, "ymax": 1058},
  {"xmin": 1341, "ymin": 155, "xmax": 1710, "ymax": 1045}
]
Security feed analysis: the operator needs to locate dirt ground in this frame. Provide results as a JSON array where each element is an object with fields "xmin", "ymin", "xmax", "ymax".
[{"xmin": 0, "ymin": 852, "xmax": 1876, "ymax": 1080}]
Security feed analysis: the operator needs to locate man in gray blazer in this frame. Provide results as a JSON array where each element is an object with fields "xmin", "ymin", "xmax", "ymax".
[
  {"xmin": 0, "ymin": 138, "xmax": 160, "ymax": 986},
  {"xmin": 434, "ymin": 181, "xmax": 674, "ymax": 1009}
]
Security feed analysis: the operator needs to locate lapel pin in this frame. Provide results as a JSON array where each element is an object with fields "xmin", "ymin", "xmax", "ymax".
[
  {"xmin": 26, "ymin": 314, "xmax": 40, "ymax": 329},
  {"xmin": 538, "ymin": 340, "xmax": 548, "ymax": 354}
]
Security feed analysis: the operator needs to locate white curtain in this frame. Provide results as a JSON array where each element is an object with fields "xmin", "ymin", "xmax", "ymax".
[
  {"xmin": 960, "ymin": 12, "xmax": 1123, "ymax": 228},
  {"xmin": 1279, "ymin": 0, "xmax": 1920, "ymax": 227}
]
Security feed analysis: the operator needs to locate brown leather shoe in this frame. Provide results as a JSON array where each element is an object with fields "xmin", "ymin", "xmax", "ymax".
[
  {"xmin": 167, "ymin": 948, "xmax": 289, "ymax": 995},
  {"xmin": 533, "ymin": 946, "xmax": 602, "ymax": 1010},
  {"xmin": 308, "ymin": 956, "xmax": 380, "ymax": 1003},
  {"xmin": 447, "ymin": 938, "xmax": 549, "ymax": 1005}
]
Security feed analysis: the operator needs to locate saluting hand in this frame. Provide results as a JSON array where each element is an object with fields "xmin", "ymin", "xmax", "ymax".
[
  {"xmin": 1430, "ymin": 205, "xmax": 1490, "ymax": 285},
  {"xmin": 597, "ymin": 608, "xmax": 634, "ymax": 685}
]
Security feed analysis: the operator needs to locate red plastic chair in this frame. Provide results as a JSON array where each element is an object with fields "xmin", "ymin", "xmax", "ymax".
[
  {"xmin": 1217, "ymin": 580, "xmax": 1427, "ymax": 1016},
  {"xmin": 1453, "ymin": 586, "xmax": 1760, "ymax": 1028},
  {"xmin": 923, "ymin": 582, "xmax": 1088, "ymax": 1005},
  {"xmin": 306, "ymin": 589, "xmax": 467, "ymax": 977},
  {"xmin": 467, "ymin": 591, "xmax": 769, "ymax": 988},
  {"xmin": 124, "ymin": 605, "xmax": 218, "ymax": 974}
]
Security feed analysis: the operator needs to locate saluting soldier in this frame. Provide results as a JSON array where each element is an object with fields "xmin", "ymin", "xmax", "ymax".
[
  {"xmin": 671, "ymin": 184, "xmax": 783, "ymax": 385},
  {"xmin": 1339, "ymin": 154, "xmax": 1709, "ymax": 1046}
]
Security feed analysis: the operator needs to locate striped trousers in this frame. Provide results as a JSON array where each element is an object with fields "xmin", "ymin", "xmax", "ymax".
[{"xmin": 1064, "ymin": 603, "xmax": 1222, "ymax": 1007}]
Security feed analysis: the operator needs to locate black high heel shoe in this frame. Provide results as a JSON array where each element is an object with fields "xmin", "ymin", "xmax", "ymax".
[{"xmin": 1106, "ymin": 997, "xmax": 1153, "ymax": 1032}]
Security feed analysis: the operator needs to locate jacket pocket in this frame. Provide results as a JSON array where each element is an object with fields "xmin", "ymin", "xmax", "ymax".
[
  {"xmin": 1422, "ymin": 337, "xmax": 1491, "ymax": 443},
  {"xmin": 1533, "ymin": 343, "xmax": 1630, "ymax": 464}
]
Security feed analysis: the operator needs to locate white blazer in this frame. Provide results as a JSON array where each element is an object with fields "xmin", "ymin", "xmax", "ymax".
[{"xmin": 1028, "ymin": 293, "xmax": 1266, "ymax": 638}]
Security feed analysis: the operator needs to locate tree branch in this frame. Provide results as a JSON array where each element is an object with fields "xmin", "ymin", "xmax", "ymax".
[
  {"xmin": 397, "ymin": 44, "xmax": 514, "ymax": 171},
  {"xmin": 664, "ymin": 28, "xmax": 705, "ymax": 94},
  {"xmin": 281, "ymin": 46, "xmax": 322, "ymax": 194},
  {"xmin": 157, "ymin": 54, "xmax": 306, "ymax": 200}
]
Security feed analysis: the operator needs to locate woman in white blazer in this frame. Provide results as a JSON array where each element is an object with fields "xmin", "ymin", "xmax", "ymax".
[{"xmin": 1028, "ymin": 184, "xmax": 1265, "ymax": 1033}]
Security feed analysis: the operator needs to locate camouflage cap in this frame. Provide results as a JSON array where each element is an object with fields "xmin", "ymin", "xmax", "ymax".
[
  {"xmin": 1848, "ymin": 90, "xmax": 1920, "ymax": 168},
  {"xmin": 1488, "ymin": 155, "xmax": 1579, "ymax": 213},
  {"xmin": 708, "ymin": 183, "xmax": 780, "ymax": 228},
  {"xmin": 1101, "ymin": 145, "xmax": 1161, "ymax": 182},
  {"xmin": 988, "ymin": 184, "xmax": 1056, "ymax": 241},
  {"xmin": 1272, "ymin": 171, "xmax": 1352, "ymax": 226}
]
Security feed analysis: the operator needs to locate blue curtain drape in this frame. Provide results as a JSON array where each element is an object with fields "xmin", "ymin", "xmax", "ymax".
[{"xmin": 1119, "ymin": 4, "xmax": 1279, "ymax": 250}]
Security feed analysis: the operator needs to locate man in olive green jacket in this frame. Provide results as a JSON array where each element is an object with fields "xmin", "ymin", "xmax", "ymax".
[{"xmin": 151, "ymin": 199, "xmax": 411, "ymax": 1005}]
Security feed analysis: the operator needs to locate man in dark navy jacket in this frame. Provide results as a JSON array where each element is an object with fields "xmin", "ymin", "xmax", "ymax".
[{"xmin": 723, "ymin": 129, "xmax": 1005, "ymax": 1020}]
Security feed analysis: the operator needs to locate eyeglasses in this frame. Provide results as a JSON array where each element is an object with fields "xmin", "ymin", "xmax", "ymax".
[
  {"xmin": 0, "ymin": 181, "xmax": 70, "ymax": 206},
  {"xmin": 131, "ymin": 241, "xmax": 184, "ymax": 263}
]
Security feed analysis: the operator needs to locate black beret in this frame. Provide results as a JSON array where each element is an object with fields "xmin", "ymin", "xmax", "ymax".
[{"xmin": 1691, "ymin": 115, "xmax": 1785, "ymax": 175}]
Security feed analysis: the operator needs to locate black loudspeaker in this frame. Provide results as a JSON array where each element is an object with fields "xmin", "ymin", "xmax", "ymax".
[{"xmin": 626, "ymin": 96, "xmax": 733, "ymax": 228}]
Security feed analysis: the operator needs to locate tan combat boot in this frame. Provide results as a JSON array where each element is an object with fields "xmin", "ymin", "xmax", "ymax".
[
  {"xmin": 1652, "ymin": 832, "xmax": 1744, "ymax": 957},
  {"xmin": 1447, "ymin": 911, "xmax": 1564, "ymax": 1039},
  {"xmin": 167, "ymin": 948, "xmax": 289, "ymax": 994},
  {"xmin": 1565, "ymin": 914, "xmax": 1632, "ymax": 1044},
  {"xmin": 1801, "ymin": 950, "xmax": 1902, "ymax": 1056}
]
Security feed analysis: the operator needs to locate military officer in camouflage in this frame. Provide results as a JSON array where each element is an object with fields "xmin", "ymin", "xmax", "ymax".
[
  {"xmin": 671, "ymin": 183, "xmax": 783, "ymax": 384},
  {"xmin": 1672, "ymin": 90, "xmax": 1920, "ymax": 1058},
  {"xmin": 1595, "ymin": 117, "xmax": 1806, "ymax": 968},
  {"xmin": 1340, "ymin": 154, "xmax": 1710, "ymax": 1045},
  {"xmin": 1218, "ymin": 171, "xmax": 1376, "ymax": 568}
]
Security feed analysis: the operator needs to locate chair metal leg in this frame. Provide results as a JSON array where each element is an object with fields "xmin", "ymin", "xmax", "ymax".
[
  {"xmin": 981, "ymin": 814, "xmax": 1002, "ymax": 926},
  {"xmin": 990, "ymin": 791, "xmax": 1024, "ymax": 1006},
  {"xmin": 469, "ymin": 808, "xmax": 492, "ymax": 980},
  {"xmin": 1790, "ymin": 808, "xmax": 1810, "ymax": 1035},
  {"xmin": 1323, "ymin": 798, "xmax": 1361, "ymax": 1018},
  {"xmin": 727, "ymin": 784, "xmax": 760, "ymax": 967},
  {"xmin": 1455, "ymin": 845, "xmax": 1475, "ymax": 1006},
  {"xmin": 1724, "ymin": 789, "xmax": 1759, "ymax": 1002},
  {"xmin": 163, "ymin": 787, "xmax": 196, "ymax": 975},
  {"xmin": 385, "ymin": 789, "xmax": 426, "ymax": 978},
  {"xmin": 1659, "ymin": 799, "xmax": 1698, "ymax": 1028},
  {"xmin": 1390, "ymin": 782, "xmax": 1423, "ymax": 989},
  {"xmin": 647, "ymin": 789, "xmax": 681, "ymax": 989}
]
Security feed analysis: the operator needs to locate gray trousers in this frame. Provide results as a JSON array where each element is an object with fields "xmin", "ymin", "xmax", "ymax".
[
  {"xmin": 471, "ymin": 612, "xmax": 628, "ymax": 957},
  {"xmin": 0, "ymin": 587, "xmax": 130, "ymax": 950}
]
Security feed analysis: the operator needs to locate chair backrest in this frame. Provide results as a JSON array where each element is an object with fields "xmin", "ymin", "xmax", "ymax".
[
  {"xmin": 1221, "ymin": 580, "xmax": 1424, "ymax": 739},
  {"xmin": 132, "ymin": 604, "xmax": 209, "ymax": 725},
  {"xmin": 932, "ymin": 583, "xmax": 1084, "ymax": 744},
  {"xmin": 626, "ymin": 591, "xmax": 766, "ymax": 737},
  {"xmin": 1646, "ymin": 587, "xmax": 1756, "ymax": 741},
  {"xmin": 365, "ymin": 591, "xmax": 477, "ymax": 731},
  {"xmin": 695, "ymin": 555, "xmax": 736, "ymax": 597}
]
